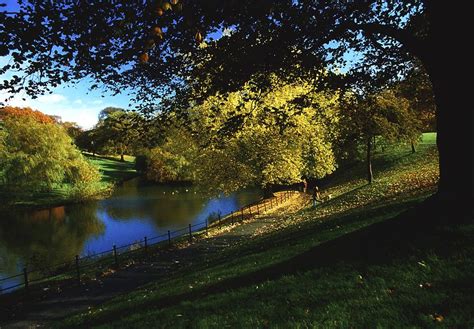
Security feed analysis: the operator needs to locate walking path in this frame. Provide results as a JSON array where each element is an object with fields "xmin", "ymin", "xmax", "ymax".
[{"xmin": 1, "ymin": 191, "xmax": 309, "ymax": 328}]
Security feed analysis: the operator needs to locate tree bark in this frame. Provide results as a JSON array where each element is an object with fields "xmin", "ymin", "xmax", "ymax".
[
  {"xmin": 411, "ymin": 141, "xmax": 416, "ymax": 153},
  {"xmin": 367, "ymin": 137, "xmax": 373, "ymax": 184},
  {"xmin": 421, "ymin": 2, "xmax": 473, "ymax": 221}
]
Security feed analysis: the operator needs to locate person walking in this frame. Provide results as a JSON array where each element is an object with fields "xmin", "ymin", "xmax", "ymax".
[
  {"xmin": 302, "ymin": 178, "xmax": 308, "ymax": 193},
  {"xmin": 312, "ymin": 186, "xmax": 320, "ymax": 208}
]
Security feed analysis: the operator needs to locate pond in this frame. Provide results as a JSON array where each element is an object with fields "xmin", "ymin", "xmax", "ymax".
[{"xmin": 0, "ymin": 179, "xmax": 262, "ymax": 293}]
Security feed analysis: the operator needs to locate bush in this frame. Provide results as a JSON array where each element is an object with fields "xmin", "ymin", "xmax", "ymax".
[
  {"xmin": 0, "ymin": 107, "xmax": 106, "ymax": 197},
  {"xmin": 134, "ymin": 154, "xmax": 149, "ymax": 174}
]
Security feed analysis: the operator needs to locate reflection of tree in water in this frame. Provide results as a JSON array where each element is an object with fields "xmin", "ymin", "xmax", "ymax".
[
  {"xmin": 101, "ymin": 184, "xmax": 262, "ymax": 230},
  {"xmin": 0, "ymin": 203, "xmax": 104, "ymax": 276},
  {"xmin": 101, "ymin": 187, "xmax": 207, "ymax": 229}
]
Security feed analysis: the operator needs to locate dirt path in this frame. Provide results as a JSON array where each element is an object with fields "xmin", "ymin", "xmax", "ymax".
[{"xmin": 1, "ymin": 191, "xmax": 309, "ymax": 328}]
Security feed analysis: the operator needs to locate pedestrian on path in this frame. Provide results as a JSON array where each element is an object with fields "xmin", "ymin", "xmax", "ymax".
[{"xmin": 312, "ymin": 186, "xmax": 320, "ymax": 208}]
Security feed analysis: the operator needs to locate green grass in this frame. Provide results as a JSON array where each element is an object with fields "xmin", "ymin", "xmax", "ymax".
[
  {"xmin": 57, "ymin": 133, "xmax": 473, "ymax": 328},
  {"xmin": 85, "ymin": 154, "xmax": 138, "ymax": 184},
  {"xmin": 0, "ymin": 153, "xmax": 137, "ymax": 209}
]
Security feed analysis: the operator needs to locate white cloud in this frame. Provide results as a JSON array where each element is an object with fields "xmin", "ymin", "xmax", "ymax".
[
  {"xmin": 1, "ymin": 91, "xmax": 101, "ymax": 129},
  {"xmin": 37, "ymin": 93, "xmax": 67, "ymax": 104}
]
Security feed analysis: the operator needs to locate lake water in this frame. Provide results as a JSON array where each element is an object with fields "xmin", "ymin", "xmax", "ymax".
[{"xmin": 0, "ymin": 179, "xmax": 262, "ymax": 292}]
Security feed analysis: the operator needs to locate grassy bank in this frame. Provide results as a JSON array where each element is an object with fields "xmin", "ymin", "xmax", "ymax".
[
  {"xmin": 55, "ymin": 133, "xmax": 473, "ymax": 328},
  {"xmin": 0, "ymin": 154, "xmax": 137, "ymax": 209},
  {"xmin": 85, "ymin": 154, "xmax": 138, "ymax": 184}
]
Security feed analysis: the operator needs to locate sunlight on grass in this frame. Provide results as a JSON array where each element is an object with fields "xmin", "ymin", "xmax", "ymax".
[{"xmin": 54, "ymin": 134, "xmax": 474, "ymax": 329}]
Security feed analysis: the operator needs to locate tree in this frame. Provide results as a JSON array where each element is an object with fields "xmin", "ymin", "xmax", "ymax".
[
  {"xmin": 77, "ymin": 108, "xmax": 144, "ymax": 160},
  {"xmin": 98, "ymin": 107, "xmax": 125, "ymax": 122},
  {"xmin": 0, "ymin": 1, "xmax": 470, "ymax": 217},
  {"xmin": 61, "ymin": 121, "xmax": 83, "ymax": 140},
  {"xmin": 0, "ymin": 106, "xmax": 55, "ymax": 124},
  {"xmin": 190, "ymin": 75, "xmax": 339, "ymax": 195},
  {"xmin": 341, "ymin": 90, "xmax": 422, "ymax": 183},
  {"xmin": 143, "ymin": 124, "xmax": 198, "ymax": 183},
  {"xmin": 395, "ymin": 64, "xmax": 436, "ymax": 135},
  {"xmin": 0, "ymin": 107, "xmax": 102, "ymax": 197},
  {"xmin": 101, "ymin": 110, "xmax": 140, "ymax": 161}
]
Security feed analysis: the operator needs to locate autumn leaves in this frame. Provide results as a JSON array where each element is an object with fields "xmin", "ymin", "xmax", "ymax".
[{"xmin": 139, "ymin": 0, "xmax": 203, "ymax": 64}]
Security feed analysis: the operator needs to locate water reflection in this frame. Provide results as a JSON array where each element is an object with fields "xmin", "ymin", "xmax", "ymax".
[
  {"xmin": 0, "ymin": 179, "xmax": 261, "ymax": 288},
  {"xmin": 100, "ymin": 185, "xmax": 207, "ymax": 228},
  {"xmin": 0, "ymin": 204, "xmax": 104, "ymax": 275}
]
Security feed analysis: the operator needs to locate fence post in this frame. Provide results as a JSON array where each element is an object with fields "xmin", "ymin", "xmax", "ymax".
[
  {"xmin": 256, "ymin": 203, "xmax": 260, "ymax": 215},
  {"xmin": 270, "ymin": 198, "xmax": 273, "ymax": 208},
  {"xmin": 75, "ymin": 255, "xmax": 80, "ymax": 283},
  {"xmin": 168, "ymin": 230, "xmax": 172, "ymax": 247},
  {"xmin": 264, "ymin": 201, "xmax": 267, "ymax": 212},
  {"xmin": 249, "ymin": 205, "xmax": 252, "ymax": 217},
  {"xmin": 144, "ymin": 236, "xmax": 148, "ymax": 255},
  {"xmin": 241, "ymin": 208, "xmax": 244, "ymax": 221},
  {"xmin": 188, "ymin": 224, "xmax": 192, "ymax": 242},
  {"xmin": 23, "ymin": 268, "xmax": 29, "ymax": 291},
  {"xmin": 113, "ymin": 245, "xmax": 118, "ymax": 267},
  {"xmin": 218, "ymin": 213, "xmax": 221, "ymax": 225}
]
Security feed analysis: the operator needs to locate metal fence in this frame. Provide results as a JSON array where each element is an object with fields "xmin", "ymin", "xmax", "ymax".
[{"xmin": 0, "ymin": 191, "xmax": 296, "ymax": 295}]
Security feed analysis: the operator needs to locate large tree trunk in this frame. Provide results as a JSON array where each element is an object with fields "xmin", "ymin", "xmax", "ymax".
[
  {"xmin": 422, "ymin": 2, "xmax": 473, "ymax": 221},
  {"xmin": 367, "ymin": 137, "xmax": 373, "ymax": 184},
  {"xmin": 411, "ymin": 141, "xmax": 416, "ymax": 153}
]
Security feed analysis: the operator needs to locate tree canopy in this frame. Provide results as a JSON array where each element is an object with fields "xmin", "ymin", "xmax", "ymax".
[{"xmin": 0, "ymin": 1, "xmax": 471, "ymax": 213}]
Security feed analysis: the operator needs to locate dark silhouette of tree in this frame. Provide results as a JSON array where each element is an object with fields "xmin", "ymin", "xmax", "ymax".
[
  {"xmin": 395, "ymin": 64, "xmax": 436, "ymax": 135},
  {"xmin": 0, "ymin": 1, "xmax": 470, "ymax": 219}
]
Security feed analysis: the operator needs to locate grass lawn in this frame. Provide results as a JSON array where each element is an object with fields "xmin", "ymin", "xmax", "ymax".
[
  {"xmin": 56, "ymin": 133, "xmax": 473, "ymax": 328},
  {"xmin": 0, "ymin": 153, "xmax": 137, "ymax": 209},
  {"xmin": 84, "ymin": 153, "xmax": 138, "ymax": 184}
]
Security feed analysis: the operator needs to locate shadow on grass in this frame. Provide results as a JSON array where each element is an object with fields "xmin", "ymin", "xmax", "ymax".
[{"xmin": 75, "ymin": 194, "xmax": 472, "ymax": 327}]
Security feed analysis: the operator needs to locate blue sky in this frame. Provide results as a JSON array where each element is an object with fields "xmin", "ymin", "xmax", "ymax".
[
  {"xmin": 1, "ymin": 0, "xmax": 133, "ymax": 129},
  {"xmin": 1, "ymin": 1, "xmax": 359, "ymax": 129},
  {"xmin": 0, "ymin": 63, "xmax": 133, "ymax": 130}
]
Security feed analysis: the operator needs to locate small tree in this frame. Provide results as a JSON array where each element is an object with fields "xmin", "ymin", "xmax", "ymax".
[
  {"xmin": 99, "ymin": 110, "xmax": 143, "ymax": 161},
  {"xmin": 341, "ymin": 90, "xmax": 422, "ymax": 183}
]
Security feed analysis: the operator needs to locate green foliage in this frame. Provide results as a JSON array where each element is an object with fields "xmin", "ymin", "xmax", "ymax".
[
  {"xmin": 339, "ymin": 89, "xmax": 423, "ymax": 163},
  {"xmin": 145, "ymin": 148, "xmax": 181, "ymax": 182},
  {"xmin": 345, "ymin": 90, "xmax": 422, "ymax": 144},
  {"xmin": 61, "ymin": 121, "xmax": 83, "ymax": 140},
  {"xmin": 142, "ymin": 125, "xmax": 198, "ymax": 183},
  {"xmin": 373, "ymin": 90, "xmax": 422, "ymax": 145},
  {"xmin": 76, "ymin": 109, "xmax": 144, "ymax": 159},
  {"xmin": 191, "ymin": 76, "xmax": 340, "ymax": 194},
  {"xmin": 0, "ymin": 114, "xmax": 103, "ymax": 197},
  {"xmin": 395, "ymin": 65, "xmax": 436, "ymax": 131}
]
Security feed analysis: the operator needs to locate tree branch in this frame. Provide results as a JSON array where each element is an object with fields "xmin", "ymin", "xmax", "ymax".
[{"xmin": 347, "ymin": 22, "xmax": 427, "ymax": 61}]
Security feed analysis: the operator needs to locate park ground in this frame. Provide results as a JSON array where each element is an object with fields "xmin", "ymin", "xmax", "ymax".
[{"xmin": 1, "ymin": 133, "xmax": 473, "ymax": 328}]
